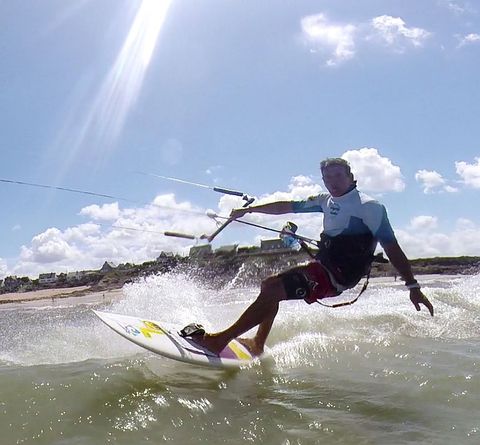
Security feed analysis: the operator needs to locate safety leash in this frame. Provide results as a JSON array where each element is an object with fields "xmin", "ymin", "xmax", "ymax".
[{"xmin": 316, "ymin": 274, "xmax": 370, "ymax": 308}]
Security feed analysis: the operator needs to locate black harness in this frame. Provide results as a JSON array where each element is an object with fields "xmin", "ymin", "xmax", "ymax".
[
  {"xmin": 315, "ymin": 232, "xmax": 378, "ymax": 288},
  {"xmin": 312, "ymin": 232, "xmax": 389, "ymax": 308},
  {"xmin": 280, "ymin": 222, "xmax": 389, "ymax": 307}
]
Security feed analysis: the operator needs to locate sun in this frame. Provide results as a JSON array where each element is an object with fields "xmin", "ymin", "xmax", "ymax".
[
  {"xmin": 93, "ymin": 0, "xmax": 173, "ymax": 145},
  {"xmin": 55, "ymin": 0, "xmax": 173, "ymax": 179}
]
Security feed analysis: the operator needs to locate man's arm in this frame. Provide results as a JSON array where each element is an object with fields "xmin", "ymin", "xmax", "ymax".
[
  {"xmin": 382, "ymin": 240, "xmax": 434, "ymax": 316},
  {"xmin": 230, "ymin": 201, "xmax": 294, "ymax": 219}
]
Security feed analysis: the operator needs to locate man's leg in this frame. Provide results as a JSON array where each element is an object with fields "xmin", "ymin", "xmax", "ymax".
[
  {"xmin": 197, "ymin": 275, "xmax": 287, "ymax": 355},
  {"xmin": 235, "ymin": 277, "xmax": 283, "ymax": 355},
  {"xmin": 238, "ymin": 301, "xmax": 279, "ymax": 356}
]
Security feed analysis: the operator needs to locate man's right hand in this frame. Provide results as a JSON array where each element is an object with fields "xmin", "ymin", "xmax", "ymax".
[
  {"xmin": 230, "ymin": 207, "xmax": 250, "ymax": 219},
  {"xmin": 409, "ymin": 288, "xmax": 434, "ymax": 316}
]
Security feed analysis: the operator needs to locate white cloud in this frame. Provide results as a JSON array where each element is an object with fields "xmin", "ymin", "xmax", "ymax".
[
  {"xmin": 444, "ymin": 185, "xmax": 459, "ymax": 193},
  {"xmin": 0, "ymin": 258, "xmax": 8, "ymax": 280},
  {"xmin": 301, "ymin": 13, "xmax": 356, "ymax": 66},
  {"xmin": 370, "ymin": 15, "xmax": 431, "ymax": 50},
  {"xmin": 439, "ymin": 0, "xmax": 477, "ymax": 15},
  {"xmin": 445, "ymin": 1, "xmax": 466, "ymax": 14},
  {"xmin": 301, "ymin": 13, "xmax": 431, "ymax": 65},
  {"xmin": 451, "ymin": 221, "xmax": 480, "ymax": 254},
  {"xmin": 205, "ymin": 165, "xmax": 223, "ymax": 176},
  {"xmin": 80, "ymin": 202, "xmax": 120, "ymax": 221},
  {"xmin": 229, "ymin": 175, "xmax": 480, "ymax": 259},
  {"xmin": 414, "ymin": 169, "xmax": 458, "ymax": 193},
  {"xmin": 415, "ymin": 169, "xmax": 445, "ymax": 193},
  {"xmin": 218, "ymin": 175, "xmax": 324, "ymax": 247},
  {"xmin": 12, "ymin": 193, "xmax": 215, "ymax": 277},
  {"xmin": 395, "ymin": 217, "xmax": 480, "ymax": 258},
  {"xmin": 342, "ymin": 148, "xmax": 405, "ymax": 192},
  {"xmin": 12, "ymin": 224, "xmax": 21, "ymax": 232},
  {"xmin": 456, "ymin": 217, "xmax": 476, "ymax": 230},
  {"xmin": 457, "ymin": 33, "xmax": 480, "ymax": 47},
  {"xmin": 408, "ymin": 215, "xmax": 438, "ymax": 231},
  {"xmin": 205, "ymin": 165, "xmax": 224, "ymax": 184},
  {"xmin": 395, "ymin": 229, "xmax": 452, "ymax": 258},
  {"xmin": 455, "ymin": 157, "xmax": 480, "ymax": 187},
  {"xmin": 20, "ymin": 228, "xmax": 78, "ymax": 264},
  {"xmin": 7, "ymin": 167, "xmax": 480, "ymax": 277}
]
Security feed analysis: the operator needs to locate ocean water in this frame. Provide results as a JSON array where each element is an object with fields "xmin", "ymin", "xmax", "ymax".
[{"xmin": 0, "ymin": 272, "xmax": 479, "ymax": 444}]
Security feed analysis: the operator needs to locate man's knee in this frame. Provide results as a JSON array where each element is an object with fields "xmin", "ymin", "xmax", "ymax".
[{"xmin": 259, "ymin": 276, "xmax": 286, "ymax": 301}]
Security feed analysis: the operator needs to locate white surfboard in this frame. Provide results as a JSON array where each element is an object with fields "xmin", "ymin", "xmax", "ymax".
[{"xmin": 93, "ymin": 310, "xmax": 256, "ymax": 369}]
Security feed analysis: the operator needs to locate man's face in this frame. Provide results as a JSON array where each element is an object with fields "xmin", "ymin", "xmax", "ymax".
[{"xmin": 322, "ymin": 165, "xmax": 354, "ymax": 197}]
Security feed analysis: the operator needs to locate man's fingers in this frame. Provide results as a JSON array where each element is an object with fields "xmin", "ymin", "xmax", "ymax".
[
  {"xmin": 411, "ymin": 294, "xmax": 435, "ymax": 317},
  {"xmin": 410, "ymin": 295, "xmax": 420, "ymax": 311},
  {"xmin": 424, "ymin": 299, "xmax": 434, "ymax": 317},
  {"xmin": 419, "ymin": 294, "xmax": 434, "ymax": 317}
]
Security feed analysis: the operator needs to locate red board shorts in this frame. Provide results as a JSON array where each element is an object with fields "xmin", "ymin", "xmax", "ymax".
[{"xmin": 279, "ymin": 262, "xmax": 340, "ymax": 304}]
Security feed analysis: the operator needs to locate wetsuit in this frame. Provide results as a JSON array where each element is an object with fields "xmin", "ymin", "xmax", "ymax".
[{"xmin": 280, "ymin": 186, "xmax": 396, "ymax": 301}]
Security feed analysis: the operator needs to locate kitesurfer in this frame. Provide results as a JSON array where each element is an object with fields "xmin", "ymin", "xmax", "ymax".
[{"xmin": 193, "ymin": 158, "xmax": 434, "ymax": 356}]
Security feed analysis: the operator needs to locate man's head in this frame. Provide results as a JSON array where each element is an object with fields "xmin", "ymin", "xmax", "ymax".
[{"xmin": 320, "ymin": 158, "xmax": 355, "ymax": 197}]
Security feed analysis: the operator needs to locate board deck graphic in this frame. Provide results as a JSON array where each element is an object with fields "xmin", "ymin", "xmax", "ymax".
[{"xmin": 93, "ymin": 310, "xmax": 256, "ymax": 369}]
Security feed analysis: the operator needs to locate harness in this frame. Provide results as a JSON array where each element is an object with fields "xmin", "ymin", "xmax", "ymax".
[
  {"xmin": 280, "ymin": 222, "xmax": 389, "ymax": 307},
  {"xmin": 314, "ymin": 232, "xmax": 389, "ymax": 307},
  {"xmin": 316, "ymin": 232, "xmax": 377, "ymax": 287}
]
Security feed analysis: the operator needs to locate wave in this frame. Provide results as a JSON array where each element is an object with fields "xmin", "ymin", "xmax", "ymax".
[{"xmin": 1, "ymin": 271, "xmax": 478, "ymax": 368}]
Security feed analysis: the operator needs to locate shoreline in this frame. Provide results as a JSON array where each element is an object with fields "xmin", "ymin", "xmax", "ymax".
[
  {"xmin": 0, "ymin": 286, "xmax": 124, "ymax": 308},
  {"xmin": 0, "ymin": 273, "xmax": 467, "ymax": 309}
]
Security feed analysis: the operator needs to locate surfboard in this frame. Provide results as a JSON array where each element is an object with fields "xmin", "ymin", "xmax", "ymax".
[{"xmin": 93, "ymin": 310, "xmax": 256, "ymax": 369}]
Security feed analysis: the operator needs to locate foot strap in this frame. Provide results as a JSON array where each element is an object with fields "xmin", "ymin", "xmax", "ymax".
[{"xmin": 179, "ymin": 323, "xmax": 205, "ymax": 338}]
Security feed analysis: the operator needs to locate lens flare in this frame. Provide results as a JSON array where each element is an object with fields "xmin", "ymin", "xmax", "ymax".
[{"xmin": 54, "ymin": 0, "xmax": 172, "ymax": 179}]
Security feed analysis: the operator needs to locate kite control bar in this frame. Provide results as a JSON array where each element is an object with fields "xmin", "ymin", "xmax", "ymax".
[
  {"xmin": 159, "ymin": 175, "xmax": 255, "ymax": 243},
  {"xmin": 200, "ymin": 195, "xmax": 255, "ymax": 243}
]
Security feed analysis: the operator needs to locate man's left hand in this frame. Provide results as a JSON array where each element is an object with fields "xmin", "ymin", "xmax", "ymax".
[
  {"xmin": 230, "ymin": 208, "xmax": 249, "ymax": 219},
  {"xmin": 409, "ymin": 288, "xmax": 434, "ymax": 316}
]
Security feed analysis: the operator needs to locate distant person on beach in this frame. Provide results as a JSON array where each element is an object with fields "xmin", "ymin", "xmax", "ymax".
[{"xmin": 191, "ymin": 158, "xmax": 434, "ymax": 356}]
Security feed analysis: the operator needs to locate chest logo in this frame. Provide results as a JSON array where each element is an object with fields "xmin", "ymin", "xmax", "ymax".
[{"xmin": 329, "ymin": 202, "xmax": 340, "ymax": 215}]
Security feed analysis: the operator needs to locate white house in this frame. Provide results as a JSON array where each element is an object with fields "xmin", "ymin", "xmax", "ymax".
[
  {"xmin": 189, "ymin": 244, "xmax": 213, "ymax": 257},
  {"xmin": 39, "ymin": 272, "xmax": 57, "ymax": 284},
  {"xmin": 66, "ymin": 271, "xmax": 85, "ymax": 282}
]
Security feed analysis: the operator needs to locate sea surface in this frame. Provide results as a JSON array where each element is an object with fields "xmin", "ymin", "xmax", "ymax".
[{"xmin": 1, "ymin": 272, "xmax": 479, "ymax": 444}]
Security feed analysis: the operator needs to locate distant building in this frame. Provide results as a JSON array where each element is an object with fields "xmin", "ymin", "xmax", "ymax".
[
  {"xmin": 39, "ymin": 272, "xmax": 57, "ymax": 284},
  {"xmin": 260, "ymin": 239, "xmax": 285, "ymax": 250},
  {"xmin": 4, "ymin": 276, "xmax": 20, "ymax": 292},
  {"xmin": 189, "ymin": 244, "xmax": 213, "ymax": 257},
  {"xmin": 215, "ymin": 244, "xmax": 238, "ymax": 255},
  {"xmin": 100, "ymin": 261, "xmax": 117, "ymax": 273},
  {"xmin": 156, "ymin": 251, "xmax": 175, "ymax": 265},
  {"xmin": 237, "ymin": 246, "xmax": 258, "ymax": 255},
  {"xmin": 66, "ymin": 271, "xmax": 85, "ymax": 282}
]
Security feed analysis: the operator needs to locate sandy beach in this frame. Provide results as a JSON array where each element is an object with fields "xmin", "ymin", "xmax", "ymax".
[
  {"xmin": 0, "ymin": 273, "xmax": 463, "ymax": 308},
  {"xmin": 0, "ymin": 286, "xmax": 124, "ymax": 307}
]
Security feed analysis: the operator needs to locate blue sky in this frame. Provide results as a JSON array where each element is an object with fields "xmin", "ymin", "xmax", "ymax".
[{"xmin": 1, "ymin": 0, "xmax": 480, "ymax": 278}]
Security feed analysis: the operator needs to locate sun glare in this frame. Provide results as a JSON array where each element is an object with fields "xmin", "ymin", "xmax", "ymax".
[
  {"xmin": 94, "ymin": 0, "xmax": 172, "ymax": 143},
  {"xmin": 55, "ymin": 0, "xmax": 173, "ymax": 178}
]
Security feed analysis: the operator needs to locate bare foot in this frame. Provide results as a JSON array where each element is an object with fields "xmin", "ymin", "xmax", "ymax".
[
  {"xmin": 189, "ymin": 334, "xmax": 227, "ymax": 355},
  {"xmin": 237, "ymin": 337, "xmax": 264, "ymax": 357}
]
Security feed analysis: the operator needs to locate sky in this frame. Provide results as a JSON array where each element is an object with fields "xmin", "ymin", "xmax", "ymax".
[{"xmin": 1, "ymin": 0, "xmax": 480, "ymax": 279}]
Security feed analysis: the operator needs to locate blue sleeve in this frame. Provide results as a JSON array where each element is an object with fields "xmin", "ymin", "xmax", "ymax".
[
  {"xmin": 291, "ymin": 195, "xmax": 325, "ymax": 214},
  {"xmin": 361, "ymin": 202, "xmax": 396, "ymax": 244},
  {"xmin": 374, "ymin": 206, "xmax": 396, "ymax": 244}
]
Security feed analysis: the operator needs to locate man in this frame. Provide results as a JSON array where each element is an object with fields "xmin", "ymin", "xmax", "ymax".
[{"xmin": 193, "ymin": 158, "xmax": 434, "ymax": 356}]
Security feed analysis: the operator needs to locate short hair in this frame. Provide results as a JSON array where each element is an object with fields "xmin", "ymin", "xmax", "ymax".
[{"xmin": 320, "ymin": 158, "xmax": 353, "ymax": 177}]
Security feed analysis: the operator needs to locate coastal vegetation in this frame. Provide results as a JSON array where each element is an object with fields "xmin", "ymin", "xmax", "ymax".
[{"xmin": 1, "ymin": 250, "xmax": 479, "ymax": 297}]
